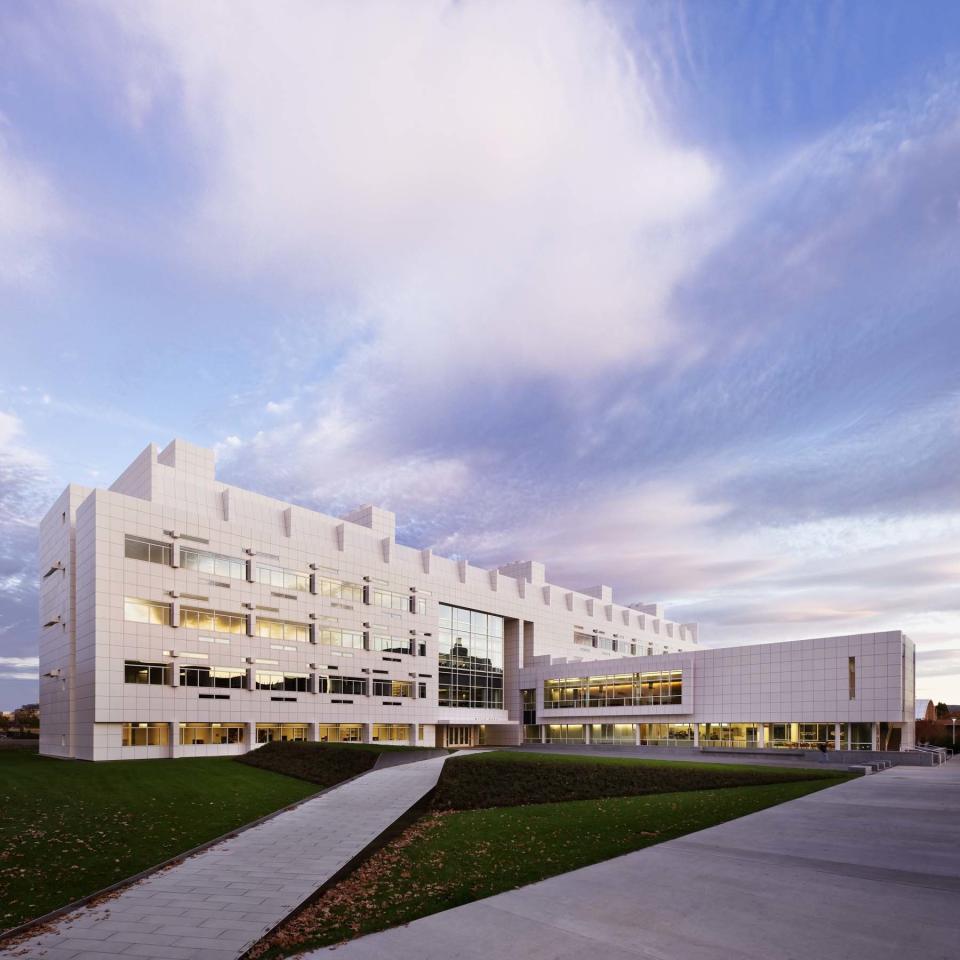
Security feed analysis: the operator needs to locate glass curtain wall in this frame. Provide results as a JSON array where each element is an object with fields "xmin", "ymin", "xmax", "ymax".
[{"xmin": 438, "ymin": 604, "xmax": 504, "ymax": 708}]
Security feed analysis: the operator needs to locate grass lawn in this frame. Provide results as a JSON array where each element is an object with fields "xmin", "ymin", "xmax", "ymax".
[
  {"xmin": 253, "ymin": 776, "xmax": 846, "ymax": 957},
  {"xmin": 0, "ymin": 750, "xmax": 318, "ymax": 932},
  {"xmin": 431, "ymin": 749, "xmax": 850, "ymax": 810}
]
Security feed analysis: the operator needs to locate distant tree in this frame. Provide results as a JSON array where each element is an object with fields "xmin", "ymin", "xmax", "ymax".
[
  {"xmin": 935, "ymin": 701, "xmax": 949, "ymax": 719},
  {"xmin": 12, "ymin": 704, "xmax": 39, "ymax": 736}
]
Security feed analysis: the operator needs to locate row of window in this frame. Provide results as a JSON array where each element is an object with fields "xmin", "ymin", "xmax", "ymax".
[
  {"xmin": 125, "ymin": 536, "xmax": 415, "ymax": 610},
  {"xmin": 521, "ymin": 722, "xmax": 877, "ymax": 749},
  {"xmin": 543, "ymin": 671, "xmax": 683, "ymax": 709},
  {"xmin": 123, "ymin": 598, "xmax": 423, "ymax": 654},
  {"xmin": 124, "ymin": 661, "xmax": 424, "ymax": 698},
  {"xmin": 121, "ymin": 721, "xmax": 416, "ymax": 747}
]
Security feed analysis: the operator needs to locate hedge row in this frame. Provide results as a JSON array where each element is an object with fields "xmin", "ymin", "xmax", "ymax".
[{"xmin": 431, "ymin": 754, "xmax": 845, "ymax": 811}]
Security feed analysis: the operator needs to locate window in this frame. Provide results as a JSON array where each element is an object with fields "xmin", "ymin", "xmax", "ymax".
[
  {"xmin": 124, "ymin": 597, "xmax": 171, "ymax": 626},
  {"xmin": 122, "ymin": 722, "xmax": 169, "ymax": 746},
  {"xmin": 521, "ymin": 688, "xmax": 536, "ymax": 725},
  {"xmin": 318, "ymin": 627, "xmax": 364, "ymax": 650},
  {"xmin": 373, "ymin": 679, "xmax": 413, "ymax": 698},
  {"xmin": 418, "ymin": 682, "xmax": 427, "ymax": 699},
  {"xmin": 849, "ymin": 656, "xmax": 856, "ymax": 700},
  {"xmin": 180, "ymin": 665, "xmax": 246, "ymax": 689},
  {"xmin": 257, "ymin": 563, "xmax": 309, "ymax": 592},
  {"xmin": 321, "ymin": 675, "xmax": 366, "ymax": 696},
  {"xmin": 370, "ymin": 635, "xmax": 412, "ymax": 655},
  {"xmin": 438, "ymin": 604, "xmax": 504, "ymax": 709},
  {"xmin": 413, "ymin": 596, "xmax": 427, "ymax": 615},
  {"xmin": 256, "ymin": 723, "xmax": 308, "ymax": 743},
  {"xmin": 256, "ymin": 617, "xmax": 308, "ymax": 643},
  {"xmin": 543, "ymin": 670, "xmax": 682, "ymax": 709},
  {"xmin": 316, "ymin": 576, "xmax": 363, "ymax": 603},
  {"xmin": 371, "ymin": 588, "xmax": 412, "ymax": 612},
  {"xmin": 543, "ymin": 724, "xmax": 585, "ymax": 744},
  {"xmin": 180, "ymin": 605, "xmax": 247, "ymax": 634},
  {"xmin": 178, "ymin": 722, "xmax": 244, "ymax": 745},
  {"xmin": 180, "ymin": 546, "xmax": 246, "ymax": 580},
  {"xmin": 124, "ymin": 661, "xmax": 169, "ymax": 685},
  {"xmin": 124, "ymin": 535, "xmax": 171, "ymax": 566},
  {"xmin": 255, "ymin": 671, "xmax": 309, "ymax": 692},
  {"xmin": 372, "ymin": 723, "xmax": 409, "ymax": 742},
  {"xmin": 318, "ymin": 723, "xmax": 362, "ymax": 743}
]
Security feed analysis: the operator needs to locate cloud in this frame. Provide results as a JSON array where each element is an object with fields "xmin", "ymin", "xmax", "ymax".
[
  {"xmin": 0, "ymin": 414, "xmax": 52, "ymax": 666},
  {"xmin": 108, "ymin": 0, "xmax": 720, "ymax": 380},
  {"xmin": 0, "ymin": 127, "xmax": 66, "ymax": 286}
]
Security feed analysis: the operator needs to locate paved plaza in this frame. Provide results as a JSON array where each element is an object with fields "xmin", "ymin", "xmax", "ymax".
[
  {"xmin": 325, "ymin": 758, "xmax": 960, "ymax": 960},
  {"xmin": 0, "ymin": 755, "xmax": 448, "ymax": 960}
]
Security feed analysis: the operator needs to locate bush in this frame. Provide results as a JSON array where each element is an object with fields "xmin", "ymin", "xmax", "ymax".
[
  {"xmin": 236, "ymin": 742, "xmax": 383, "ymax": 788},
  {"xmin": 432, "ymin": 752, "xmax": 846, "ymax": 811}
]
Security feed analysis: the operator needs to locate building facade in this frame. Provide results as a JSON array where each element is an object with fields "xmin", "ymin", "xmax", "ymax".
[{"xmin": 38, "ymin": 439, "xmax": 915, "ymax": 761}]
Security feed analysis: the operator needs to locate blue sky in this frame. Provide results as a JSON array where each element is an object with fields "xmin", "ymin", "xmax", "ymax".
[{"xmin": 1, "ymin": 0, "xmax": 959, "ymax": 710}]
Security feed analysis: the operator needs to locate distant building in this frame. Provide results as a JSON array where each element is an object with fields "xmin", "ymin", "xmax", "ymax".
[{"xmin": 39, "ymin": 438, "xmax": 917, "ymax": 760}]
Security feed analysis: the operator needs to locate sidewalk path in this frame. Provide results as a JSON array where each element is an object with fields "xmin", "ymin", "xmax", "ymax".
[
  {"xmin": 1, "ymin": 754, "xmax": 448, "ymax": 960},
  {"xmin": 324, "ymin": 759, "xmax": 960, "ymax": 960}
]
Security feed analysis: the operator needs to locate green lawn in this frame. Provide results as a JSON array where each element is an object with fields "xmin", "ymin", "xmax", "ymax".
[
  {"xmin": 431, "ymin": 749, "xmax": 849, "ymax": 810},
  {"xmin": 253, "ymin": 777, "xmax": 845, "ymax": 957},
  {"xmin": 0, "ymin": 750, "xmax": 318, "ymax": 932}
]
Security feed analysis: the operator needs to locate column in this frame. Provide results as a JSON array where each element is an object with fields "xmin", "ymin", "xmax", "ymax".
[
  {"xmin": 361, "ymin": 722, "xmax": 372, "ymax": 744},
  {"xmin": 757, "ymin": 724, "xmax": 766, "ymax": 749},
  {"xmin": 871, "ymin": 722, "xmax": 879, "ymax": 751},
  {"xmin": 693, "ymin": 725, "xmax": 700, "ymax": 748},
  {"xmin": 306, "ymin": 721, "xmax": 317, "ymax": 743},
  {"xmin": 540, "ymin": 726, "xmax": 547, "ymax": 744},
  {"xmin": 409, "ymin": 723, "xmax": 418, "ymax": 746},
  {"xmin": 169, "ymin": 720, "xmax": 179, "ymax": 759},
  {"xmin": 634, "ymin": 724, "xmax": 640, "ymax": 746},
  {"xmin": 246, "ymin": 668, "xmax": 255, "ymax": 692},
  {"xmin": 584, "ymin": 724, "xmax": 591, "ymax": 745},
  {"xmin": 833, "ymin": 723, "xmax": 841, "ymax": 751},
  {"xmin": 245, "ymin": 721, "xmax": 256, "ymax": 752}
]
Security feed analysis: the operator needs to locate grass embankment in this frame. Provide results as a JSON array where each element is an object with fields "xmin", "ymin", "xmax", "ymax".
[
  {"xmin": 253, "ymin": 751, "xmax": 853, "ymax": 956},
  {"xmin": 0, "ymin": 750, "xmax": 318, "ymax": 932},
  {"xmin": 235, "ymin": 740, "xmax": 429, "ymax": 787},
  {"xmin": 432, "ymin": 749, "xmax": 848, "ymax": 809}
]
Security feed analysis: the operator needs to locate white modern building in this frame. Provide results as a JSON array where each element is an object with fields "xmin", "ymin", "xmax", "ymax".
[{"xmin": 38, "ymin": 439, "xmax": 915, "ymax": 761}]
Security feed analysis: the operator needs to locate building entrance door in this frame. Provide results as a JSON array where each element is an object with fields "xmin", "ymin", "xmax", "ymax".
[{"xmin": 447, "ymin": 726, "xmax": 472, "ymax": 747}]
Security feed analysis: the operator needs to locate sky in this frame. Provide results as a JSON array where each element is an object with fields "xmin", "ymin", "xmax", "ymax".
[{"xmin": 1, "ymin": 0, "xmax": 959, "ymax": 711}]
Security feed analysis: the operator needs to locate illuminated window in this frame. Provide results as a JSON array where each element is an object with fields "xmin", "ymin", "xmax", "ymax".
[
  {"xmin": 256, "ymin": 723, "xmax": 309, "ymax": 743},
  {"xmin": 320, "ymin": 675, "xmax": 366, "ymax": 696},
  {"xmin": 256, "ymin": 618, "xmax": 308, "ymax": 643},
  {"xmin": 181, "ymin": 606, "xmax": 247, "ymax": 634},
  {"xmin": 543, "ymin": 670, "xmax": 682, "ymax": 709},
  {"xmin": 124, "ymin": 597, "xmax": 171, "ymax": 626},
  {"xmin": 849, "ymin": 656, "xmax": 856, "ymax": 700},
  {"xmin": 372, "ymin": 723, "xmax": 409, "ymax": 742},
  {"xmin": 122, "ymin": 722, "xmax": 169, "ymax": 746},
  {"xmin": 178, "ymin": 722, "xmax": 244, "ymax": 745},
  {"xmin": 318, "ymin": 723, "xmax": 362, "ymax": 742}
]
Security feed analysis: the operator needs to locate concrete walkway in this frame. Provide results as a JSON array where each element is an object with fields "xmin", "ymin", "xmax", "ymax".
[
  {"xmin": 1, "ymin": 754, "xmax": 448, "ymax": 960},
  {"xmin": 324, "ymin": 759, "xmax": 960, "ymax": 960}
]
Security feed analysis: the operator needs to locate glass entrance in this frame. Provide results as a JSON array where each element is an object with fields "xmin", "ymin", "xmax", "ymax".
[{"xmin": 446, "ymin": 726, "xmax": 472, "ymax": 747}]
